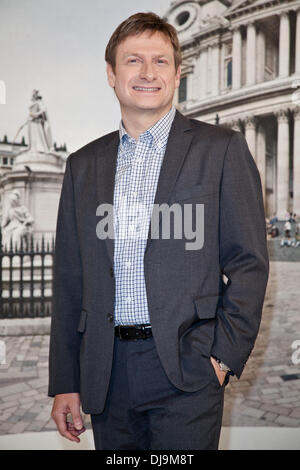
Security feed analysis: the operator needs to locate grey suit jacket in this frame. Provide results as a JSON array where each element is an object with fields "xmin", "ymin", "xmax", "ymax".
[{"xmin": 48, "ymin": 110, "xmax": 269, "ymax": 414}]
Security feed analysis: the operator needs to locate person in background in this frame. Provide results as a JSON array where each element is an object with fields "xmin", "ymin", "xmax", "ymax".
[
  {"xmin": 291, "ymin": 217, "xmax": 300, "ymax": 247},
  {"xmin": 269, "ymin": 213, "xmax": 278, "ymax": 225},
  {"xmin": 281, "ymin": 219, "xmax": 292, "ymax": 247}
]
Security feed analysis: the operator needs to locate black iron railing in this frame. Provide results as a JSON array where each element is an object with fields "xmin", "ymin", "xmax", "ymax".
[{"xmin": 0, "ymin": 233, "xmax": 55, "ymax": 318}]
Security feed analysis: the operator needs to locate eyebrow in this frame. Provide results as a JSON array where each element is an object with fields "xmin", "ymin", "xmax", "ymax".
[{"xmin": 122, "ymin": 53, "xmax": 171, "ymax": 59}]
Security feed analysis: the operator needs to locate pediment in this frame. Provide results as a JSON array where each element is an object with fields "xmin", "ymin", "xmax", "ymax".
[{"xmin": 225, "ymin": 0, "xmax": 269, "ymax": 15}]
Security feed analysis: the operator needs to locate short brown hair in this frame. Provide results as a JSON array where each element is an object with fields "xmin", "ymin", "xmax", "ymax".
[{"xmin": 105, "ymin": 12, "xmax": 182, "ymax": 72}]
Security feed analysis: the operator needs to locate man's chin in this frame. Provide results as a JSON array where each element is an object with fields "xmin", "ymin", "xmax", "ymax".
[{"xmin": 131, "ymin": 101, "xmax": 166, "ymax": 112}]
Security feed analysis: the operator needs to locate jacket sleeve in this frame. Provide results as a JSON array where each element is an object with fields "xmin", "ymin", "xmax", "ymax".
[
  {"xmin": 48, "ymin": 153, "xmax": 83, "ymax": 396},
  {"xmin": 211, "ymin": 131, "xmax": 269, "ymax": 378}
]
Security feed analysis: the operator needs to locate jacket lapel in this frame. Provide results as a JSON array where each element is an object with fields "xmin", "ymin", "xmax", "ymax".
[
  {"xmin": 145, "ymin": 110, "xmax": 193, "ymax": 254},
  {"xmin": 95, "ymin": 110, "xmax": 194, "ymax": 265},
  {"xmin": 96, "ymin": 131, "xmax": 119, "ymax": 265}
]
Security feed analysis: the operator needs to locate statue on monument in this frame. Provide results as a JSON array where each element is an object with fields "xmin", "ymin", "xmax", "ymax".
[
  {"xmin": 1, "ymin": 189, "xmax": 34, "ymax": 250},
  {"xmin": 13, "ymin": 89, "xmax": 53, "ymax": 153}
]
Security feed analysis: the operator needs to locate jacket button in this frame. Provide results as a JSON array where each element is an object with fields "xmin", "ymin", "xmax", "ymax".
[
  {"xmin": 107, "ymin": 313, "xmax": 114, "ymax": 322},
  {"xmin": 110, "ymin": 267, "xmax": 114, "ymax": 277}
]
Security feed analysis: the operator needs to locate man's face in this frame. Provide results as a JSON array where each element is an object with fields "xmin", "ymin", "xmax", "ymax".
[{"xmin": 106, "ymin": 30, "xmax": 181, "ymax": 115}]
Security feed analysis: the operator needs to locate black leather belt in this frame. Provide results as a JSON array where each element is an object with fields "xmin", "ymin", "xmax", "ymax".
[{"xmin": 115, "ymin": 324, "xmax": 152, "ymax": 340}]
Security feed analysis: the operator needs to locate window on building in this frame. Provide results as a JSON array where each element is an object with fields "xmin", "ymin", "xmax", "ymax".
[
  {"xmin": 223, "ymin": 42, "xmax": 232, "ymax": 89},
  {"xmin": 3, "ymin": 157, "xmax": 8, "ymax": 165},
  {"xmin": 10, "ymin": 157, "xmax": 14, "ymax": 165},
  {"xmin": 227, "ymin": 60, "xmax": 232, "ymax": 87},
  {"xmin": 176, "ymin": 11, "xmax": 190, "ymax": 27},
  {"xmin": 178, "ymin": 76, "xmax": 187, "ymax": 103}
]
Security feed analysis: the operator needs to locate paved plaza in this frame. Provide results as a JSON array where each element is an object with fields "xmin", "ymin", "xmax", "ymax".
[{"xmin": 0, "ymin": 261, "xmax": 300, "ymax": 438}]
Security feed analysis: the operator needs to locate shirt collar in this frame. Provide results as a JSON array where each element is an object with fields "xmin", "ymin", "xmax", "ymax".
[{"xmin": 119, "ymin": 105, "xmax": 176, "ymax": 151}]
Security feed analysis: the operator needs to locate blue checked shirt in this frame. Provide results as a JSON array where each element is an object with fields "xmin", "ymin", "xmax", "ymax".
[{"xmin": 113, "ymin": 106, "xmax": 176, "ymax": 326}]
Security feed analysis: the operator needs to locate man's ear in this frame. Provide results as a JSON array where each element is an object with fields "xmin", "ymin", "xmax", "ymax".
[
  {"xmin": 175, "ymin": 65, "xmax": 181, "ymax": 89},
  {"xmin": 106, "ymin": 62, "xmax": 116, "ymax": 88}
]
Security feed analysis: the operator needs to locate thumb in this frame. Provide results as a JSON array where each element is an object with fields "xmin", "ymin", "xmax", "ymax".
[{"xmin": 69, "ymin": 402, "xmax": 83, "ymax": 430}]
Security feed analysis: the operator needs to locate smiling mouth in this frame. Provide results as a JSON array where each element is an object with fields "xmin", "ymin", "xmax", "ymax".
[{"xmin": 132, "ymin": 86, "xmax": 161, "ymax": 92}]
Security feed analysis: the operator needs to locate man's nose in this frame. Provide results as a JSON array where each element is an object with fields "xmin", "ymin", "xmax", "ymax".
[{"xmin": 140, "ymin": 62, "xmax": 156, "ymax": 81}]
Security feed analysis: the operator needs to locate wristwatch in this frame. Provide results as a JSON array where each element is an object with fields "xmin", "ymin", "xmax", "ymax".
[{"xmin": 212, "ymin": 356, "xmax": 231, "ymax": 372}]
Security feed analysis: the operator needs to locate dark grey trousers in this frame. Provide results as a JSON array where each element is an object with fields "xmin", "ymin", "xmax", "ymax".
[{"xmin": 91, "ymin": 335, "xmax": 226, "ymax": 450}]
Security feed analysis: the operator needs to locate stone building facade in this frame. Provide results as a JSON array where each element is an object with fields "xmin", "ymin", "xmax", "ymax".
[{"xmin": 165, "ymin": 0, "xmax": 300, "ymax": 219}]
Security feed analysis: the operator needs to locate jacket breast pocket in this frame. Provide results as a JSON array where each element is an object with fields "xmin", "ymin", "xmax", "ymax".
[
  {"xmin": 77, "ymin": 309, "xmax": 88, "ymax": 333},
  {"xmin": 174, "ymin": 184, "xmax": 218, "ymax": 202}
]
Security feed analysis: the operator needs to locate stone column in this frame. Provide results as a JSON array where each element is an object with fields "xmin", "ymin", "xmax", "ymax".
[
  {"xmin": 279, "ymin": 11, "xmax": 290, "ymax": 77},
  {"xmin": 200, "ymin": 46, "xmax": 208, "ymax": 99},
  {"xmin": 191, "ymin": 51, "xmax": 201, "ymax": 102},
  {"xmin": 256, "ymin": 123, "xmax": 266, "ymax": 207},
  {"xmin": 232, "ymin": 26, "xmax": 242, "ymax": 89},
  {"xmin": 256, "ymin": 26, "xmax": 266, "ymax": 83},
  {"xmin": 245, "ymin": 115, "xmax": 257, "ymax": 162},
  {"xmin": 246, "ymin": 22, "xmax": 256, "ymax": 86},
  {"xmin": 295, "ymin": 8, "xmax": 300, "ymax": 75},
  {"xmin": 293, "ymin": 107, "xmax": 300, "ymax": 216},
  {"xmin": 211, "ymin": 41, "xmax": 220, "ymax": 96},
  {"xmin": 276, "ymin": 109, "xmax": 290, "ymax": 219}
]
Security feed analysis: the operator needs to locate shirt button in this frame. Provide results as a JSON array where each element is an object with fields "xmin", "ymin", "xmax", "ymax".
[
  {"xmin": 126, "ymin": 297, "xmax": 132, "ymax": 303},
  {"xmin": 126, "ymin": 261, "xmax": 131, "ymax": 268},
  {"xmin": 107, "ymin": 313, "xmax": 114, "ymax": 322}
]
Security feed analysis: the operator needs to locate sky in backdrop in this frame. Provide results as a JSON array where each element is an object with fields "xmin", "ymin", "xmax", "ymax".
[{"xmin": 0, "ymin": 0, "xmax": 173, "ymax": 153}]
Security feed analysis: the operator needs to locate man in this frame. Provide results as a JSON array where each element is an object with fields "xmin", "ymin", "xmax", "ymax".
[{"xmin": 49, "ymin": 12, "xmax": 269, "ymax": 450}]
